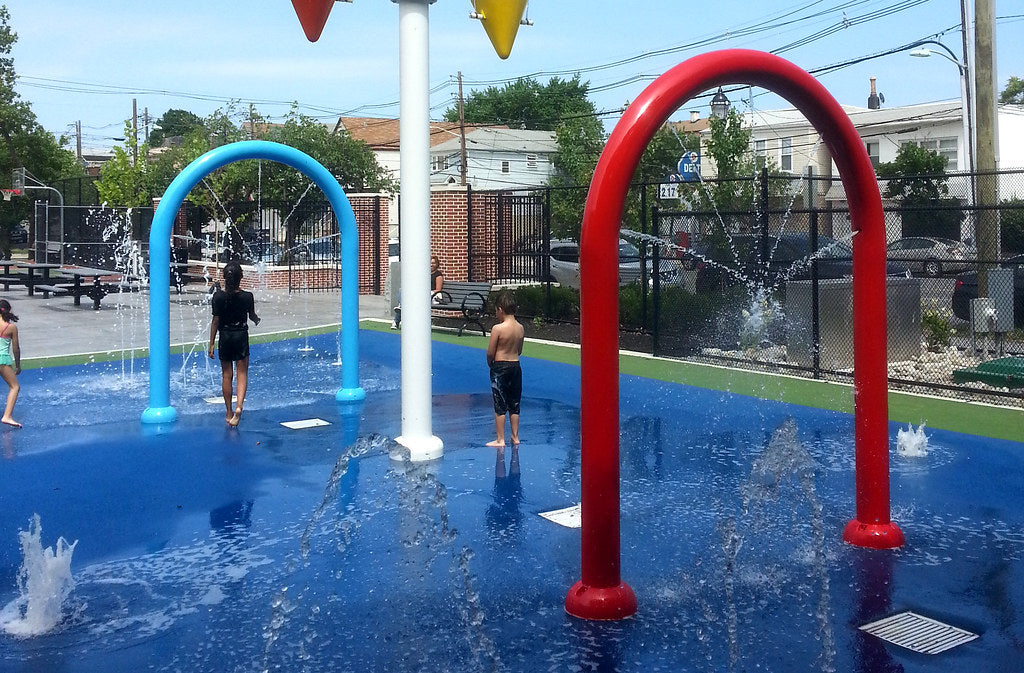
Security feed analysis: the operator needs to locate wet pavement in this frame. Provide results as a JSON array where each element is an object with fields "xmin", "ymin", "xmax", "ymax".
[{"xmin": 0, "ymin": 284, "xmax": 392, "ymax": 361}]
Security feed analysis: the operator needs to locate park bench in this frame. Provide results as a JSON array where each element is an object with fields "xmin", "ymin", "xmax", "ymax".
[
  {"xmin": 0, "ymin": 273, "xmax": 24, "ymax": 291},
  {"xmin": 430, "ymin": 281, "xmax": 491, "ymax": 337},
  {"xmin": 33, "ymin": 283, "xmax": 73, "ymax": 298}
]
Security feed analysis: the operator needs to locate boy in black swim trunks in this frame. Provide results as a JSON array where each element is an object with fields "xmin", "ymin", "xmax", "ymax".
[{"xmin": 486, "ymin": 292, "xmax": 524, "ymax": 447}]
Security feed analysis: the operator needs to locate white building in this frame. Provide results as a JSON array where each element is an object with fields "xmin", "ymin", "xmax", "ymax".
[
  {"xmin": 712, "ymin": 100, "xmax": 1024, "ymax": 200},
  {"xmin": 427, "ymin": 127, "xmax": 557, "ymax": 190}
]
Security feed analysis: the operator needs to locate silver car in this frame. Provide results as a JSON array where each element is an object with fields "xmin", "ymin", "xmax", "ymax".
[
  {"xmin": 886, "ymin": 236, "xmax": 974, "ymax": 277},
  {"xmin": 548, "ymin": 239, "xmax": 678, "ymax": 289}
]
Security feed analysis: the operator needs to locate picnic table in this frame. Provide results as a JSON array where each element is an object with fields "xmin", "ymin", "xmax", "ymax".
[
  {"xmin": 36, "ymin": 266, "xmax": 123, "ymax": 310},
  {"xmin": 0, "ymin": 259, "xmax": 23, "ymax": 290},
  {"xmin": 13, "ymin": 261, "xmax": 62, "ymax": 296}
]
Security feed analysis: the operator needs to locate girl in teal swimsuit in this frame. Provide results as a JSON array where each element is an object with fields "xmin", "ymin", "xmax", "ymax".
[{"xmin": 0, "ymin": 299, "xmax": 21, "ymax": 428}]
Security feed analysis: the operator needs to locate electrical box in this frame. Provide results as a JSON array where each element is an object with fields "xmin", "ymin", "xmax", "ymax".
[
  {"xmin": 988, "ymin": 267, "xmax": 1015, "ymax": 332},
  {"xmin": 785, "ymin": 276, "xmax": 921, "ymax": 370},
  {"xmin": 970, "ymin": 297, "xmax": 996, "ymax": 332}
]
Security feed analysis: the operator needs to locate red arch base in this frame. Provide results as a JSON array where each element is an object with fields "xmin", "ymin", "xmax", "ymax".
[
  {"xmin": 566, "ymin": 49, "xmax": 904, "ymax": 622},
  {"xmin": 843, "ymin": 519, "xmax": 906, "ymax": 549},
  {"xmin": 565, "ymin": 581, "xmax": 638, "ymax": 621}
]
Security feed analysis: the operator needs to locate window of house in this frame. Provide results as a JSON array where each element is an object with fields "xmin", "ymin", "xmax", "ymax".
[
  {"xmin": 501, "ymin": 160, "xmax": 510, "ymax": 174},
  {"xmin": 780, "ymin": 137, "xmax": 793, "ymax": 172},
  {"xmin": 903, "ymin": 138, "xmax": 958, "ymax": 167},
  {"xmin": 754, "ymin": 139, "xmax": 767, "ymax": 168},
  {"xmin": 431, "ymin": 155, "xmax": 449, "ymax": 172},
  {"xmin": 865, "ymin": 141, "xmax": 880, "ymax": 168},
  {"xmin": 526, "ymin": 154, "xmax": 537, "ymax": 170}
]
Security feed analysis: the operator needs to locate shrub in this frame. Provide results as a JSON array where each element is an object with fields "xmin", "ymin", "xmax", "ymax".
[
  {"xmin": 921, "ymin": 304, "xmax": 955, "ymax": 349},
  {"xmin": 497, "ymin": 284, "xmax": 580, "ymax": 323},
  {"xmin": 618, "ymin": 283, "xmax": 718, "ymax": 336},
  {"xmin": 1001, "ymin": 198, "xmax": 1024, "ymax": 256}
]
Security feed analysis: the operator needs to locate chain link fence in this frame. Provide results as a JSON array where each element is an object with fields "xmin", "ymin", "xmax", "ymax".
[{"xmin": 473, "ymin": 168, "xmax": 1024, "ymax": 407}]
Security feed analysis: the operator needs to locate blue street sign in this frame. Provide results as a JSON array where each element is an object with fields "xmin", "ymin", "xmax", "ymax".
[{"xmin": 677, "ymin": 151, "xmax": 700, "ymax": 182}]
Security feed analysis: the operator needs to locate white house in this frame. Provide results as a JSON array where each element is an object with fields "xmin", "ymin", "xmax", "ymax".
[
  {"xmin": 428, "ymin": 127, "xmax": 557, "ymax": 190},
  {"xmin": 701, "ymin": 99, "xmax": 1024, "ymax": 199}
]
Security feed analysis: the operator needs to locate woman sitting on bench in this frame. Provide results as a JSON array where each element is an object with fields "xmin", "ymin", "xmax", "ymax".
[{"xmin": 392, "ymin": 255, "xmax": 444, "ymax": 328}]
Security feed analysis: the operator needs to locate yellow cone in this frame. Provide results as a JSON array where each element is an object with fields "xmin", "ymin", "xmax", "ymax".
[{"xmin": 475, "ymin": 0, "xmax": 528, "ymax": 59}]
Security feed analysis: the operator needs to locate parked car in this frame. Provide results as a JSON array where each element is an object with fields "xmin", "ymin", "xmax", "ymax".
[
  {"xmin": 546, "ymin": 239, "xmax": 679, "ymax": 289},
  {"xmin": 244, "ymin": 241, "xmax": 285, "ymax": 265},
  {"xmin": 886, "ymin": 236, "xmax": 974, "ymax": 277},
  {"xmin": 9, "ymin": 221, "xmax": 28, "ymax": 245},
  {"xmin": 293, "ymin": 238, "xmax": 340, "ymax": 264},
  {"xmin": 388, "ymin": 238, "xmax": 400, "ymax": 264},
  {"xmin": 951, "ymin": 254, "xmax": 1024, "ymax": 327},
  {"xmin": 686, "ymin": 233, "xmax": 909, "ymax": 293}
]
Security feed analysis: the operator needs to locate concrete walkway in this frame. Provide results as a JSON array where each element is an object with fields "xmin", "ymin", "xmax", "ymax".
[{"xmin": 2, "ymin": 286, "xmax": 392, "ymax": 362}]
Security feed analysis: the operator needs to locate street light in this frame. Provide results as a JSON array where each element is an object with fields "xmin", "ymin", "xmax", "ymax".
[{"xmin": 909, "ymin": 40, "xmax": 974, "ymax": 205}]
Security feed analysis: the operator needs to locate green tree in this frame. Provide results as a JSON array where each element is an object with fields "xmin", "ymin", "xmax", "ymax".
[
  {"xmin": 688, "ymin": 108, "xmax": 758, "ymax": 217},
  {"xmin": 876, "ymin": 142, "xmax": 950, "ymax": 201},
  {"xmin": 95, "ymin": 121, "xmax": 153, "ymax": 207},
  {"xmin": 150, "ymin": 105, "xmax": 393, "ymax": 253},
  {"xmin": 147, "ymin": 108, "xmax": 204, "ymax": 147},
  {"xmin": 1000, "ymin": 76, "xmax": 1024, "ymax": 105},
  {"xmin": 445, "ymin": 75, "xmax": 595, "ymax": 130},
  {"xmin": 876, "ymin": 142, "xmax": 962, "ymax": 238},
  {"xmin": 0, "ymin": 6, "xmax": 83, "ymax": 255},
  {"xmin": 547, "ymin": 115, "xmax": 605, "ymax": 241}
]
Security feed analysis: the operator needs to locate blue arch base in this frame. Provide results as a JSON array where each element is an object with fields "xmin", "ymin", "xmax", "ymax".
[
  {"xmin": 336, "ymin": 387, "xmax": 367, "ymax": 403},
  {"xmin": 140, "ymin": 406, "xmax": 178, "ymax": 425},
  {"xmin": 142, "ymin": 140, "xmax": 363, "ymax": 425}
]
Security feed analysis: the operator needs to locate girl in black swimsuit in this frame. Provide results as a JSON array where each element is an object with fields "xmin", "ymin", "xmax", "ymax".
[{"xmin": 207, "ymin": 261, "xmax": 261, "ymax": 426}]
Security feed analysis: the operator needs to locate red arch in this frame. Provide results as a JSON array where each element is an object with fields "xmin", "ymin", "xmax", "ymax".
[{"xmin": 566, "ymin": 49, "xmax": 904, "ymax": 622}]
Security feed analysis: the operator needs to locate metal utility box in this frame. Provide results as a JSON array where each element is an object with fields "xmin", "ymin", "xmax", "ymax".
[
  {"xmin": 388, "ymin": 260, "xmax": 401, "ymax": 312},
  {"xmin": 970, "ymin": 297, "xmax": 997, "ymax": 332},
  {"xmin": 988, "ymin": 267, "xmax": 1015, "ymax": 333},
  {"xmin": 785, "ymin": 276, "xmax": 921, "ymax": 370}
]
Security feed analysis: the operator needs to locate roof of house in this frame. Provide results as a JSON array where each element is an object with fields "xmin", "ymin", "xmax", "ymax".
[
  {"xmin": 333, "ymin": 116, "xmax": 506, "ymax": 150},
  {"xmin": 429, "ymin": 127, "xmax": 557, "ymax": 155},
  {"xmin": 743, "ymin": 100, "xmax": 962, "ymax": 131}
]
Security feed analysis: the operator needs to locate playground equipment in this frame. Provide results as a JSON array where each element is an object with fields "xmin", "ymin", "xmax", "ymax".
[
  {"xmin": 141, "ymin": 140, "xmax": 365, "ymax": 425},
  {"xmin": 566, "ymin": 49, "xmax": 904, "ymax": 621}
]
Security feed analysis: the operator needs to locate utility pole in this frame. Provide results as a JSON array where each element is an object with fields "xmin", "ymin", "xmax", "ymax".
[
  {"xmin": 144, "ymin": 107, "xmax": 150, "ymax": 144},
  {"xmin": 959, "ymin": 0, "xmax": 975, "ymax": 196},
  {"xmin": 973, "ymin": 0, "xmax": 998, "ymax": 295},
  {"xmin": 132, "ymin": 98, "xmax": 139, "ymax": 166},
  {"xmin": 75, "ymin": 120, "xmax": 82, "ymax": 162},
  {"xmin": 458, "ymin": 71, "xmax": 467, "ymax": 186}
]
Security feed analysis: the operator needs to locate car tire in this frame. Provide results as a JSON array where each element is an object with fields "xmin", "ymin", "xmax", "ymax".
[{"xmin": 924, "ymin": 260, "xmax": 941, "ymax": 277}]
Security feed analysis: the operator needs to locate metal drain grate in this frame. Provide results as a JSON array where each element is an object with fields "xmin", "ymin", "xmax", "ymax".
[{"xmin": 859, "ymin": 611, "xmax": 978, "ymax": 654}]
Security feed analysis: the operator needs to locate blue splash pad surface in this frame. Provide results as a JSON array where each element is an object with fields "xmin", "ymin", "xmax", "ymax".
[{"xmin": 1, "ymin": 330, "xmax": 1023, "ymax": 672}]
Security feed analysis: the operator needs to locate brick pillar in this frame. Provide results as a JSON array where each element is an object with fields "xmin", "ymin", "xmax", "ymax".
[{"xmin": 429, "ymin": 186, "xmax": 471, "ymax": 281}]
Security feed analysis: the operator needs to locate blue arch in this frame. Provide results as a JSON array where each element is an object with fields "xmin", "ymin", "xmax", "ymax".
[{"xmin": 141, "ymin": 140, "xmax": 365, "ymax": 424}]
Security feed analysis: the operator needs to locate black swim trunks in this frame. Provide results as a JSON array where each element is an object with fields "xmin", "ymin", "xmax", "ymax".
[
  {"xmin": 218, "ymin": 324, "xmax": 249, "ymax": 362},
  {"xmin": 489, "ymin": 360, "xmax": 522, "ymax": 416}
]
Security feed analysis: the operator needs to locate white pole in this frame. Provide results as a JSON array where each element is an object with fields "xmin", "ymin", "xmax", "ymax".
[{"xmin": 395, "ymin": 0, "xmax": 443, "ymax": 461}]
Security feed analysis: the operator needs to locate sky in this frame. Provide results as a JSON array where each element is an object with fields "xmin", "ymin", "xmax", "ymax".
[{"xmin": 5, "ymin": 0, "xmax": 1023, "ymax": 152}]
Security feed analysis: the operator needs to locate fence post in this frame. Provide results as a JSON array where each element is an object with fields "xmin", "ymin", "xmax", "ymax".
[
  {"xmin": 543, "ymin": 188, "xmax": 551, "ymax": 320},
  {"xmin": 807, "ymin": 166, "xmax": 821, "ymax": 378},
  {"xmin": 466, "ymin": 185, "xmax": 474, "ymax": 281},
  {"xmin": 652, "ymin": 242, "xmax": 661, "ymax": 356},
  {"xmin": 640, "ymin": 186, "xmax": 649, "ymax": 329}
]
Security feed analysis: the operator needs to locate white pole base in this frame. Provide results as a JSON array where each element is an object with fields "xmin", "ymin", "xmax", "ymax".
[{"xmin": 394, "ymin": 434, "xmax": 444, "ymax": 462}]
